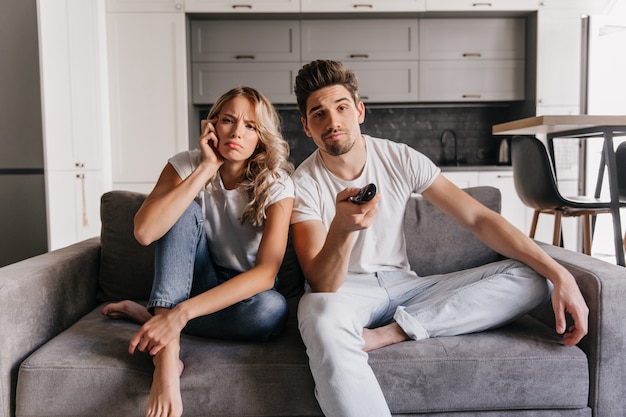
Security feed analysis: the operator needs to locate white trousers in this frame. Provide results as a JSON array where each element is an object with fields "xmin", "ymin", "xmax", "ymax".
[{"xmin": 297, "ymin": 260, "xmax": 552, "ymax": 417}]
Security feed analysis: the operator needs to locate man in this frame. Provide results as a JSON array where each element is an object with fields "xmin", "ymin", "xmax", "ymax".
[{"xmin": 289, "ymin": 60, "xmax": 589, "ymax": 417}]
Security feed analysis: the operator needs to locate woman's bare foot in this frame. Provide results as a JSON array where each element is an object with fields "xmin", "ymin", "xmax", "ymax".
[
  {"xmin": 362, "ymin": 323, "xmax": 410, "ymax": 352},
  {"xmin": 102, "ymin": 300, "xmax": 152, "ymax": 324},
  {"xmin": 146, "ymin": 342, "xmax": 185, "ymax": 417}
]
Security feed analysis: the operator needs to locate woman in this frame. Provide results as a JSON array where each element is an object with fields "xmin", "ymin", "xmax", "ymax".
[{"xmin": 102, "ymin": 86, "xmax": 294, "ymax": 417}]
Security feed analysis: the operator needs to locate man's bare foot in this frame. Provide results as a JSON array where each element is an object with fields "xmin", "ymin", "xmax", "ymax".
[
  {"xmin": 146, "ymin": 344, "xmax": 185, "ymax": 417},
  {"xmin": 362, "ymin": 323, "xmax": 410, "ymax": 352},
  {"xmin": 102, "ymin": 300, "xmax": 152, "ymax": 324}
]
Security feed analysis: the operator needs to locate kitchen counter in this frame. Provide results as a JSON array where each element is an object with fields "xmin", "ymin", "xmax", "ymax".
[{"xmin": 439, "ymin": 165, "xmax": 511, "ymax": 172}]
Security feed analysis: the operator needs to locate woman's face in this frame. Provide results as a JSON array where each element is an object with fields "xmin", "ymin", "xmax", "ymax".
[{"xmin": 214, "ymin": 96, "xmax": 260, "ymax": 163}]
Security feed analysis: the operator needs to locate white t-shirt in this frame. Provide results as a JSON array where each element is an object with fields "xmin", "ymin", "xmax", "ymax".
[
  {"xmin": 169, "ymin": 149, "xmax": 294, "ymax": 272},
  {"xmin": 291, "ymin": 135, "xmax": 440, "ymax": 274}
]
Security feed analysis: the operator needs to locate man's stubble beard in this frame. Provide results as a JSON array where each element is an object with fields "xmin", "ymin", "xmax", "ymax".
[{"xmin": 322, "ymin": 133, "xmax": 358, "ymax": 157}]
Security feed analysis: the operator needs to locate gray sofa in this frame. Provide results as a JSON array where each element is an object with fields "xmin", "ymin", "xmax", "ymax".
[{"xmin": 2, "ymin": 187, "xmax": 625, "ymax": 417}]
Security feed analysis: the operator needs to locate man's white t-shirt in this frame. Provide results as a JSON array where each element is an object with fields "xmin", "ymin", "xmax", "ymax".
[
  {"xmin": 169, "ymin": 149, "xmax": 294, "ymax": 272},
  {"xmin": 291, "ymin": 135, "xmax": 440, "ymax": 274}
]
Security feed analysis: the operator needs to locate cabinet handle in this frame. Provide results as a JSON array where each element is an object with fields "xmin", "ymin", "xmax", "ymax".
[
  {"xmin": 353, "ymin": 4, "xmax": 374, "ymax": 8},
  {"xmin": 232, "ymin": 4, "xmax": 252, "ymax": 9},
  {"xmin": 75, "ymin": 162, "xmax": 85, "ymax": 168},
  {"xmin": 462, "ymin": 53, "xmax": 482, "ymax": 58},
  {"xmin": 236, "ymin": 55, "xmax": 255, "ymax": 60},
  {"xmin": 472, "ymin": 2, "xmax": 493, "ymax": 6},
  {"xmin": 349, "ymin": 54, "xmax": 369, "ymax": 59},
  {"xmin": 77, "ymin": 174, "xmax": 88, "ymax": 227},
  {"xmin": 462, "ymin": 94, "xmax": 481, "ymax": 99}
]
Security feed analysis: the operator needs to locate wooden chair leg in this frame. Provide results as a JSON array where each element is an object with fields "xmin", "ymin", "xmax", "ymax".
[
  {"xmin": 552, "ymin": 212, "xmax": 562, "ymax": 247},
  {"xmin": 583, "ymin": 214, "xmax": 592, "ymax": 255},
  {"xmin": 529, "ymin": 210, "xmax": 540, "ymax": 238}
]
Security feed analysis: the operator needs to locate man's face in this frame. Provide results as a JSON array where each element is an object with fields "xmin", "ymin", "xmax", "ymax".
[{"xmin": 301, "ymin": 85, "xmax": 365, "ymax": 157}]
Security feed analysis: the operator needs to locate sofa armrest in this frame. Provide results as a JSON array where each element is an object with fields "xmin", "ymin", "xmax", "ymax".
[
  {"xmin": 533, "ymin": 242, "xmax": 626, "ymax": 417},
  {"xmin": 0, "ymin": 237, "xmax": 101, "ymax": 417}
]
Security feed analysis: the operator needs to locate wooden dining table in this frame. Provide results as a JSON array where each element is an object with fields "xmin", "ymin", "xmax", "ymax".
[{"xmin": 493, "ymin": 115, "xmax": 626, "ymax": 266}]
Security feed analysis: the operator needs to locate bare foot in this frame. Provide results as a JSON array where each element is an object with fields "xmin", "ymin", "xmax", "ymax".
[
  {"xmin": 102, "ymin": 300, "xmax": 152, "ymax": 324},
  {"xmin": 146, "ymin": 343, "xmax": 185, "ymax": 417},
  {"xmin": 362, "ymin": 323, "xmax": 410, "ymax": 352}
]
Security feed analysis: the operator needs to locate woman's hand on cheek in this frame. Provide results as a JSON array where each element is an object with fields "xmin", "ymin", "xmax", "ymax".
[{"xmin": 199, "ymin": 117, "xmax": 224, "ymax": 167}]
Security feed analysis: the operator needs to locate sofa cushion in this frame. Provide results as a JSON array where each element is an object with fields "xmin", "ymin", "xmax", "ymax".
[
  {"xmin": 404, "ymin": 186, "xmax": 503, "ymax": 276},
  {"xmin": 16, "ymin": 305, "xmax": 589, "ymax": 416},
  {"xmin": 97, "ymin": 190, "xmax": 304, "ymax": 303},
  {"xmin": 98, "ymin": 190, "xmax": 155, "ymax": 302}
]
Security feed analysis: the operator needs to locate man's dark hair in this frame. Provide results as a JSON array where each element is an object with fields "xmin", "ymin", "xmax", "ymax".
[{"xmin": 294, "ymin": 60, "xmax": 360, "ymax": 119}]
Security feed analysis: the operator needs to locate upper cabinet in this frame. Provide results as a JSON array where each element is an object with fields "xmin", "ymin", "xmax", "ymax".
[
  {"xmin": 106, "ymin": 0, "xmax": 184, "ymax": 12},
  {"xmin": 190, "ymin": 19, "xmax": 300, "ymax": 104},
  {"xmin": 425, "ymin": 0, "xmax": 538, "ymax": 11},
  {"xmin": 533, "ymin": 0, "xmax": 613, "ymax": 114},
  {"xmin": 301, "ymin": 0, "xmax": 425, "ymax": 12},
  {"xmin": 301, "ymin": 19, "xmax": 418, "ymax": 62},
  {"xmin": 190, "ymin": 16, "xmax": 526, "ymax": 104},
  {"xmin": 419, "ymin": 18, "xmax": 524, "ymax": 60},
  {"xmin": 301, "ymin": 19, "xmax": 419, "ymax": 102},
  {"xmin": 191, "ymin": 20, "xmax": 300, "ymax": 62},
  {"xmin": 419, "ymin": 18, "xmax": 525, "ymax": 101},
  {"xmin": 185, "ymin": 0, "xmax": 299, "ymax": 13}
]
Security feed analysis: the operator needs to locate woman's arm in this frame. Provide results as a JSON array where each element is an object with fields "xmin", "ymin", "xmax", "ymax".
[
  {"xmin": 129, "ymin": 197, "xmax": 294, "ymax": 355},
  {"xmin": 134, "ymin": 119, "xmax": 222, "ymax": 246}
]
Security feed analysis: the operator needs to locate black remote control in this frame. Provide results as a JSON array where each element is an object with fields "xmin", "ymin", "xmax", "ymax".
[{"xmin": 350, "ymin": 183, "xmax": 377, "ymax": 204}]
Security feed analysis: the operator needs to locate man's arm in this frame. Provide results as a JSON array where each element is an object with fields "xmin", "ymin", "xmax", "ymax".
[
  {"xmin": 422, "ymin": 174, "xmax": 589, "ymax": 346},
  {"xmin": 292, "ymin": 188, "xmax": 380, "ymax": 292}
]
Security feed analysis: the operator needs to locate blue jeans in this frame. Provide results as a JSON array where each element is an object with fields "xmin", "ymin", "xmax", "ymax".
[
  {"xmin": 146, "ymin": 201, "xmax": 288, "ymax": 341},
  {"xmin": 298, "ymin": 260, "xmax": 552, "ymax": 417}
]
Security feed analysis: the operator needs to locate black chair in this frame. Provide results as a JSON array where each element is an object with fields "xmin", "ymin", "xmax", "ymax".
[
  {"xmin": 617, "ymin": 141, "xmax": 626, "ymax": 201},
  {"xmin": 510, "ymin": 135, "xmax": 626, "ymax": 255},
  {"xmin": 617, "ymin": 141, "xmax": 626, "ymax": 253}
]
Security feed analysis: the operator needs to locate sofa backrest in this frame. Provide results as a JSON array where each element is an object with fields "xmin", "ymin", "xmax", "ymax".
[
  {"xmin": 403, "ymin": 186, "xmax": 503, "ymax": 276},
  {"xmin": 97, "ymin": 187, "xmax": 502, "ymax": 303}
]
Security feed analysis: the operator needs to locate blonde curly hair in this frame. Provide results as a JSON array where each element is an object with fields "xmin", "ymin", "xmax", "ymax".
[{"xmin": 207, "ymin": 86, "xmax": 294, "ymax": 226}]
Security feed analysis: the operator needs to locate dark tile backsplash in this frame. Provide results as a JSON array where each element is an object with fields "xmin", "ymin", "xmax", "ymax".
[
  {"xmin": 278, "ymin": 104, "xmax": 516, "ymax": 167},
  {"xmin": 200, "ymin": 104, "xmax": 518, "ymax": 167}
]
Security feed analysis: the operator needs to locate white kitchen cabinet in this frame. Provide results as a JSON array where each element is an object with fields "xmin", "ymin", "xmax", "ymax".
[
  {"xmin": 192, "ymin": 62, "xmax": 300, "ymax": 104},
  {"xmin": 46, "ymin": 170, "xmax": 107, "ymax": 250},
  {"xmin": 419, "ymin": 18, "xmax": 525, "ymax": 102},
  {"xmin": 301, "ymin": 19, "xmax": 419, "ymax": 62},
  {"xmin": 107, "ymin": 9, "xmax": 189, "ymax": 191},
  {"xmin": 345, "ymin": 61, "xmax": 418, "ymax": 102},
  {"xmin": 301, "ymin": 19, "xmax": 419, "ymax": 102},
  {"xmin": 425, "ymin": 0, "xmax": 538, "ymax": 11},
  {"xmin": 38, "ymin": 0, "xmax": 109, "ymax": 172},
  {"xmin": 301, "ymin": 0, "xmax": 425, "ymax": 12},
  {"xmin": 535, "ymin": 9, "xmax": 583, "ymax": 110},
  {"xmin": 441, "ymin": 169, "xmax": 526, "ymax": 232},
  {"xmin": 185, "ymin": 0, "xmax": 299, "ymax": 13},
  {"xmin": 534, "ymin": 1, "xmax": 613, "ymax": 112},
  {"xmin": 106, "ymin": 0, "xmax": 183, "ymax": 12},
  {"xmin": 419, "ymin": 18, "xmax": 525, "ymax": 60},
  {"xmin": 419, "ymin": 60, "xmax": 524, "ymax": 102},
  {"xmin": 190, "ymin": 20, "xmax": 300, "ymax": 62},
  {"xmin": 538, "ymin": 0, "xmax": 611, "ymax": 10},
  {"xmin": 441, "ymin": 171, "xmax": 478, "ymax": 189},
  {"xmin": 476, "ymin": 171, "xmax": 527, "ymax": 232},
  {"xmin": 37, "ymin": 0, "xmax": 111, "ymax": 250}
]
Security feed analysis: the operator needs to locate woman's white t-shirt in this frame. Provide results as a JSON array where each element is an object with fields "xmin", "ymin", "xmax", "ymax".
[{"xmin": 169, "ymin": 149, "xmax": 294, "ymax": 272}]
